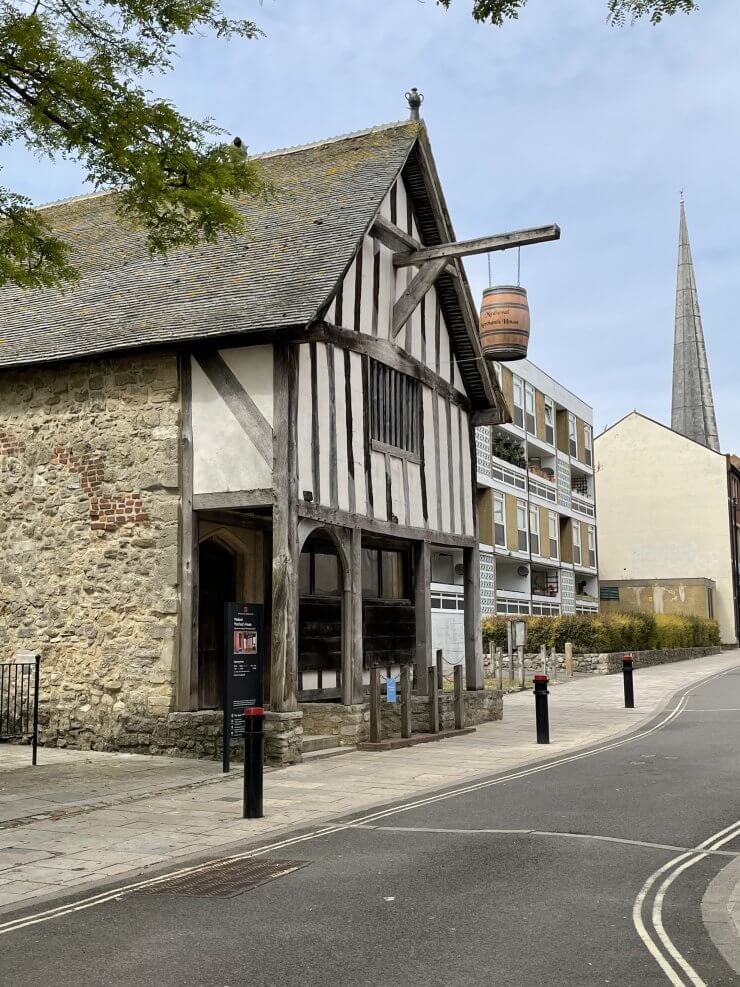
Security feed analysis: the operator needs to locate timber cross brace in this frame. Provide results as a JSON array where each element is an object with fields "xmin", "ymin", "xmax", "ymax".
[{"xmin": 370, "ymin": 216, "xmax": 561, "ymax": 340}]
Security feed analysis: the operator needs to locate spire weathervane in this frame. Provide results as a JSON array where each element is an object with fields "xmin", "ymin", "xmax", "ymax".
[{"xmin": 670, "ymin": 195, "xmax": 720, "ymax": 452}]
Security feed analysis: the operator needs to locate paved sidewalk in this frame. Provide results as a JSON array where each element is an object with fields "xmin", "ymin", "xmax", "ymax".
[
  {"xmin": 702, "ymin": 854, "xmax": 740, "ymax": 975},
  {"xmin": 1, "ymin": 650, "xmax": 737, "ymax": 915}
]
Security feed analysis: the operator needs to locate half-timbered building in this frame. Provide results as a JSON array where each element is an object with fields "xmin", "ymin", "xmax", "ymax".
[{"xmin": 0, "ymin": 113, "xmax": 509, "ymax": 762}]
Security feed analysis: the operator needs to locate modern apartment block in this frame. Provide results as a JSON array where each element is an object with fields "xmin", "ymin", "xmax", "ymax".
[{"xmin": 473, "ymin": 359, "xmax": 599, "ymax": 619}]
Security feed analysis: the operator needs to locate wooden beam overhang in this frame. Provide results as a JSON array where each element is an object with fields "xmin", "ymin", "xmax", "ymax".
[
  {"xmin": 371, "ymin": 216, "xmax": 458, "ymax": 278},
  {"xmin": 297, "ymin": 500, "xmax": 477, "ymax": 550},
  {"xmin": 392, "ymin": 224, "xmax": 561, "ymax": 268},
  {"xmin": 470, "ymin": 407, "xmax": 507, "ymax": 428}
]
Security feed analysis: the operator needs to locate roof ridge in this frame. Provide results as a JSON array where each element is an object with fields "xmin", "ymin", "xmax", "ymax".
[
  {"xmin": 32, "ymin": 120, "xmax": 419, "ymax": 212},
  {"xmin": 253, "ymin": 119, "xmax": 417, "ymax": 160}
]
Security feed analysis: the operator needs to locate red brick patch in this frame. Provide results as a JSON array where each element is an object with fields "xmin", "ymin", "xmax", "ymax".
[
  {"xmin": 0, "ymin": 429, "xmax": 25, "ymax": 457},
  {"xmin": 52, "ymin": 447, "xmax": 149, "ymax": 531}
]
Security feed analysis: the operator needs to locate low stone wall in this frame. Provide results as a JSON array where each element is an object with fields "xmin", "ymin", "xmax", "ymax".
[
  {"xmin": 602, "ymin": 646, "xmax": 721, "ymax": 674},
  {"xmin": 299, "ymin": 703, "xmax": 368, "ymax": 747},
  {"xmin": 514, "ymin": 646, "xmax": 721, "ymax": 676},
  {"xmin": 380, "ymin": 688, "xmax": 502, "ymax": 739}
]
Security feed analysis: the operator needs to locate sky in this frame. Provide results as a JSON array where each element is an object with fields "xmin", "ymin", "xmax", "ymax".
[{"xmin": 4, "ymin": 0, "xmax": 739, "ymax": 448}]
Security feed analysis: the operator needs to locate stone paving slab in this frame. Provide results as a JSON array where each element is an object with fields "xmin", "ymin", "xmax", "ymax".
[{"xmin": 0, "ymin": 650, "xmax": 737, "ymax": 916}]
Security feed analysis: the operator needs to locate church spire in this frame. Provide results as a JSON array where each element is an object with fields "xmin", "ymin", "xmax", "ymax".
[{"xmin": 671, "ymin": 195, "xmax": 720, "ymax": 452}]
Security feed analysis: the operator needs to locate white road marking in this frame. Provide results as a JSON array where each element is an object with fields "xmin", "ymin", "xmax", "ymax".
[
  {"xmin": 0, "ymin": 665, "xmax": 734, "ymax": 939},
  {"xmin": 632, "ymin": 818, "xmax": 740, "ymax": 987},
  {"xmin": 352, "ymin": 824, "xmax": 740, "ymax": 858}
]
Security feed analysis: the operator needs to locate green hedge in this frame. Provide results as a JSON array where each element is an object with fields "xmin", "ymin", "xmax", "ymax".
[{"xmin": 482, "ymin": 612, "xmax": 720, "ymax": 654}]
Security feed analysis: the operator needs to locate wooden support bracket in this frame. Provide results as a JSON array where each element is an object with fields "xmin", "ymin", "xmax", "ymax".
[{"xmin": 391, "ymin": 257, "xmax": 447, "ymax": 339}]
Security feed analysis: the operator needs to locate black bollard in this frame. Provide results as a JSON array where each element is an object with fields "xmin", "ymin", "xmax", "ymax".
[
  {"xmin": 622, "ymin": 655, "xmax": 635, "ymax": 709},
  {"xmin": 533, "ymin": 674, "xmax": 550, "ymax": 744},
  {"xmin": 243, "ymin": 707, "xmax": 265, "ymax": 819}
]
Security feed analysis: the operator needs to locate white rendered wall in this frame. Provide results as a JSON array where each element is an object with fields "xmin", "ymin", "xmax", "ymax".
[
  {"xmin": 594, "ymin": 412, "xmax": 735, "ymax": 643},
  {"xmin": 191, "ymin": 345, "xmax": 273, "ymax": 495}
]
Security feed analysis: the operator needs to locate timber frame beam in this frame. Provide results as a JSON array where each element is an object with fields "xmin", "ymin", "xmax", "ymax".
[
  {"xmin": 392, "ymin": 224, "xmax": 561, "ymax": 268},
  {"xmin": 391, "ymin": 257, "xmax": 447, "ymax": 339}
]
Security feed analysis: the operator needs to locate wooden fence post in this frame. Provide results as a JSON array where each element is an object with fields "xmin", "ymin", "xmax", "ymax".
[
  {"xmin": 518, "ymin": 645, "xmax": 526, "ymax": 689},
  {"xmin": 370, "ymin": 666, "xmax": 381, "ymax": 744},
  {"xmin": 453, "ymin": 665, "xmax": 464, "ymax": 730},
  {"xmin": 427, "ymin": 666, "xmax": 439, "ymax": 734},
  {"xmin": 540, "ymin": 644, "xmax": 547, "ymax": 676},
  {"xmin": 565, "ymin": 641, "xmax": 574, "ymax": 677},
  {"xmin": 496, "ymin": 647, "xmax": 503, "ymax": 691},
  {"xmin": 551, "ymin": 646, "xmax": 559, "ymax": 682},
  {"xmin": 436, "ymin": 649, "xmax": 444, "ymax": 690},
  {"xmin": 400, "ymin": 666, "xmax": 412, "ymax": 740}
]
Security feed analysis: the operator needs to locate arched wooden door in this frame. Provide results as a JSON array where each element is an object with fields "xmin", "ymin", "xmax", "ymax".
[{"xmin": 198, "ymin": 537, "xmax": 237, "ymax": 709}]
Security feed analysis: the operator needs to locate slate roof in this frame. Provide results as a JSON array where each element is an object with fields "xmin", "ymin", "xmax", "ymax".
[{"xmin": 0, "ymin": 119, "xmax": 500, "ymax": 409}]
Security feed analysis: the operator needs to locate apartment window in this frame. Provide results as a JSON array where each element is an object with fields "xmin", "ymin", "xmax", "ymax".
[
  {"xmin": 568, "ymin": 413, "xmax": 577, "ymax": 459},
  {"xmin": 529, "ymin": 506, "xmax": 540, "ymax": 556},
  {"xmin": 587, "ymin": 526, "xmax": 596, "ymax": 568},
  {"xmin": 512, "ymin": 376, "xmax": 524, "ymax": 428},
  {"xmin": 516, "ymin": 500, "xmax": 528, "ymax": 552},
  {"xmin": 548, "ymin": 512, "xmax": 559, "ymax": 559},
  {"xmin": 572, "ymin": 523, "xmax": 582, "ymax": 565},
  {"xmin": 493, "ymin": 494, "xmax": 506, "ymax": 548},
  {"xmin": 525, "ymin": 384, "xmax": 536, "ymax": 434},
  {"xmin": 707, "ymin": 588, "xmax": 714, "ymax": 619},
  {"xmin": 584, "ymin": 424, "xmax": 593, "ymax": 467},
  {"xmin": 369, "ymin": 359, "xmax": 420, "ymax": 456},
  {"xmin": 600, "ymin": 586, "xmax": 619, "ymax": 601},
  {"xmin": 544, "ymin": 398, "xmax": 555, "ymax": 445}
]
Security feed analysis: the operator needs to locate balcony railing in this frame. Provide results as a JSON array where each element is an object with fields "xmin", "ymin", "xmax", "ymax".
[
  {"xmin": 490, "ymin": 458, "xmax": 527, "ymax": 492},
  {"xmin": 571, "ymin": 492, "xmax": 595, "ymax": 518},
  {"xmin": 529, "ymin": 471, "xmax": 557, "ymax": 503}
]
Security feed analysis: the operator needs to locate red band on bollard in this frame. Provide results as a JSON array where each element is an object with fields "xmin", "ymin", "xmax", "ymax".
[
  {"xmin": 244, "ymin": 707, "xmax": 265, "ymax": 716},
  {"xmin": 533, "ymin": 674, "xmax": 548, "ymax": 682},
  {"xmin": 622, "ymin": 656, "xmax": 633, "ymax": 665}
]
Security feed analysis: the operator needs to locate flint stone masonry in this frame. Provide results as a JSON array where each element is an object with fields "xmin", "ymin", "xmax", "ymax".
[{"xmin": 0, "ymin": 350, "xmax": 181, "ymax": 752}]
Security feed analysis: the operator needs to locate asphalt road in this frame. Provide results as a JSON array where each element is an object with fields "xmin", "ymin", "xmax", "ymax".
[{"xmin": 2, "ymin": 667, "xmax": 739, "ymax": 986}]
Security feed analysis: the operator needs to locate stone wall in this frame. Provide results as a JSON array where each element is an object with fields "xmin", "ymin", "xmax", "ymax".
[
  {"xmin": 512, "ymin": 646, "xmax": 721, "ymax": 677},
  {"xmin": 300, "ymin": 702, "xmax": 368, "ymax": 746},
  {"xmin": 0, "ymin": 350, "xmax": 181, "ymax": 751}
]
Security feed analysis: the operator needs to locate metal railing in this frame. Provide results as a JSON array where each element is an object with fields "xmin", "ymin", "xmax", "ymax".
[{"xmin": 0, "ymin": 655, "xmax": 40, "ymax": 765}]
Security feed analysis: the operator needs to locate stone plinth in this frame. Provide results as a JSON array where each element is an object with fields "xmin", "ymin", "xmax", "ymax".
[{"xmin": 265, "ymin": 710, "xmax": 303, "ymax": 766}]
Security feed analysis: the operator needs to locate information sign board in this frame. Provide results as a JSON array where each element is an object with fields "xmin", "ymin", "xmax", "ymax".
[
  {"xmin": 386, "ymin": 677, "xmax": 397, "ymax": 704},
  {"xmin": 223, "ymin": 602, "xmax": 264, "ymax": 773}
]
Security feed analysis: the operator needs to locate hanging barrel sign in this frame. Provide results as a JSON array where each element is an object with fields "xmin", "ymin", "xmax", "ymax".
[{"xmin": 479, "ymin": 285, "xmax": 531, "ymax": 361}]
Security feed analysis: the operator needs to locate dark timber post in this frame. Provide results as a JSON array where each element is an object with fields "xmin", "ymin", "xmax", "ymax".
[
  {"xmin": 370, "ymin": 666, "xmax": 382, "ymax": 743},
  {"xmin": 414, "ymin": 541, "xmax": 432, "ymax": 693},
  {"xmin": 533, "ymin": 674, "xmax": 550, "ymax": 744},
  {"xmin": 400, "ymin": 666, "xmax": 412, "ymax": 739},
  {"xmin": 271, "ymin": 343, "xmax": 299, "ymax": 713},
  {"xmin": 436, "ymin": 649, "xmax": 444, "ymax": 690},
  {"xmin": 453, "ymin": 664, "xmax": 464, "ymax": 730},
  {"xmin": 243, "ymin": 707, "xmax": 265, "ymax": 819},
  {"xmin": 622, "ymin": 655, "xmax": 635, "ymax": 709},
  {"xmin": 427, "ymin": 666, "xmax": 439, "ymax": 734}
]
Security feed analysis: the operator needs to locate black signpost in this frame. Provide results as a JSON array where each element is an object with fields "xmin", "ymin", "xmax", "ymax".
[{"xmin": 223, "ymin": 603, "xmax": 264, "ymax": 774}]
